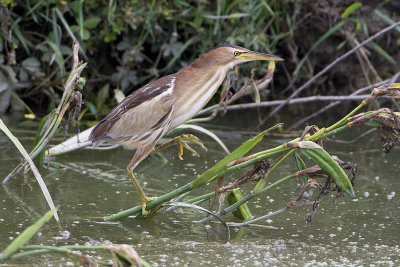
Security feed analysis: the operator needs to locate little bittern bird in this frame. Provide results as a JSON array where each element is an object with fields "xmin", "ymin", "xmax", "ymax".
[{"xmin": 89, "ymin": 45, "xmax": 283, "ymax": 215}]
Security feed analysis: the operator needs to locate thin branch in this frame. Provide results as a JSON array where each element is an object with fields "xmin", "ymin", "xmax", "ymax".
[
  {"xmin": 200, "ymin": 73, "xmax": 400, "ymax": 121},
  {"xmin": 225, "ymin": 207, "xmax": 287, "ymax": 227},
  {"xmin": 332, "ymin": 128, "xmax": 376, "ymax": 144},
  {"xmin": 206, "ymin": 94, "xmax": 390, "ymax": 112},
  {"xmin": 264, "ymin": 20, "xmax": 400, "ymax": 123},
  {"xmin": 288, "ymin": 72, "xmax": 400, "ymax": 130}
]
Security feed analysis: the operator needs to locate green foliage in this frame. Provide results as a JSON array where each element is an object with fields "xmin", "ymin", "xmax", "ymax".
[
  {"xmin": 294, "ymin": 1, "xmax": 366, "ymax": 75},
  {"xmin": 0, "ymin": 208, "xmax": 57, "ymax": 260},
  {"xmin": 299, "ymin": 141, "xmax": 354, "ymax": 197},
  {"xmin": 0, "ymin": 0, "xmax": 398, "ymax": 117},
  {"xmin": 0, "ymin": 118, "xmax": 59, "ymax": 222},
  {"xmin": 33, "ymin": 112, "xmax": 52, "ymax": 167},
  {"xmin": 227, "ymin": 189, "xmax": 254, "ymax": 221},
  {"xmin": 0, "ymin": 208, "xmax": 58, "ymax": 260},
  {"xmin": 0, "ymin": 0, "xmax": 16, "ymax": 7},
  {"xmin": 294, "ymin": 152, "xmax": 308, "ymax": 184},
  {"xmin": 0, "ymin": 0, "xmax": 293, "ymax": 116},
  {"xmin": 191, "ymin": 125, "xmax": 278, "ymax": 188},
  {"xmin": 341, "ymin": 2, "xmax": 362, "ymax": 19}
]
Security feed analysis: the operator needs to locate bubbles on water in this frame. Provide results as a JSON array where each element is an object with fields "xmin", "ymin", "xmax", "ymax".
[
  {"xmin": 58, "ymin": 230, "xmax": 70, "ymax": 239},
  {"xmin": 387, "ymin": 192, "xmax": 396, "ymax": 200},
  {"xmin": 266, "ymin": 195, "xmax": 274, "ymax": 203}
]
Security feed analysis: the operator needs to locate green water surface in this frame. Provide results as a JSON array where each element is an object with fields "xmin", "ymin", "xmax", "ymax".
[{"xmin": 1, "ymin": 111, "xmax": 399, "ymax": 266}]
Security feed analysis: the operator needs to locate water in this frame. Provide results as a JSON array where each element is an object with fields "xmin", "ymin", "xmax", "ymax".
[{"xmin": 1, "ymin": 111, "xmax": 400, "ymax": 266}]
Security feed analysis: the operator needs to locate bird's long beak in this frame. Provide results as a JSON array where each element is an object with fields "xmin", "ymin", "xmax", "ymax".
[{"xmin": 239, "ymin": 51, "xmax": 284, "ymax": 61}]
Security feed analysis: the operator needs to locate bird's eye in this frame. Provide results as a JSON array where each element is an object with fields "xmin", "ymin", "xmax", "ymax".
[{"xmin": 234, "ymin": 51, "xmax": 240, "ymax": 56}]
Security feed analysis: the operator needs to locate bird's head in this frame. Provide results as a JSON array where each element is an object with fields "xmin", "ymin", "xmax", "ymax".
[{"xmin": 191, "ymin": 44, "xmax": 284, "ymax": 69}]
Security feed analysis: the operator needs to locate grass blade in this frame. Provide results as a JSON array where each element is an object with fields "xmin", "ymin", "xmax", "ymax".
[
  {"xmin": 25, "ymin": 0, "xmax": 45, "ymax": 16},
  {"xmin": 0, "ymin": 208, "xmax": 58, "ymax": 260},
  {"xmin": 160, "ymin": 37, "xmax": 196, "ymax": 72},
  {"xmin": 77, "ymin": 0, "xmax": 84, "ymax": 40},
  {"xmin": 12, "ymin": 24, "xmax": 30, "ymax": 54},
  {"xmin": 293, "ymin": 21, "xmax": 345, "ymax": 75},
  {"xmin": 191, "ymin": 124, "xmax": 282, "ymax": 188},
  {"xmin": 0, "ymin": 119, "xmax": 59, "ymax": 223},
  {"xmin": 374, "ymin": 9, "xmax": 400, "ymax": 33},
  {"xmin": 33, "ymin": 113, "xmax": 52, "ymax": 167},
  {"xmin": 341, "ymin": 2, "xmax": 362, "ymax": 19},
  {"xmin": 46, "ymin": 40, "xmax": 65, "ymax": 77},
  {"xmin": 299, "ymin": 141, "xmax": 354, "ymax": 197},
  {"xmin": 370, "ymin": 41, "xmax": 397, "ymax": 65},
  {"xmin": 227, "ymin": 189, "xmax": 253, "ymax": 221},
  {"xmin": 295, "ymin": 152, "xmax": 309, "ymax": 184}
]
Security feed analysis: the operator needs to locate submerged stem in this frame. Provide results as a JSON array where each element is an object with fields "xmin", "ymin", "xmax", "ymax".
[{"xmin": 199, "ymin": 173, "xmax": 298, "ymax": 223}]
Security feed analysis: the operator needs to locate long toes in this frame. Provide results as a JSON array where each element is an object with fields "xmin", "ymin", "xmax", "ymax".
[
  {"xmin": 141, "ymin": 197, "xmax": 157, "ymax": 216},
  {"xmin": 185, "ymin": 134, "xmax": 207, "ymax": 151},
  {"xmin": 182, "ymin": 143, "xmax": 199, "ymax": 157},
  {"xmin": 178, "ymin": 142, "xmax": 184, "ymax": 160},
  {"xmin": 142, "ymin": 204, "xmax": 150, "ymax": 216}
]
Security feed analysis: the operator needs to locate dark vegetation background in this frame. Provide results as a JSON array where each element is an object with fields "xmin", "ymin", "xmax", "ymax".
[{"xmin": 0, "ymin": 0, "xmax": 399, "ymax": 123}]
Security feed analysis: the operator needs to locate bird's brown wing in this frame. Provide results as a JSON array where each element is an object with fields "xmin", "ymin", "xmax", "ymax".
[{"xmin": 89, "ymin": 74, "xmax": 175, "ymax": 148}]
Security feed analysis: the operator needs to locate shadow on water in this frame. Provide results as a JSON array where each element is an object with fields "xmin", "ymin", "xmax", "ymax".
[{"xmin": 1, "ymin": 110, "xmax": 400, "ymax": 265}]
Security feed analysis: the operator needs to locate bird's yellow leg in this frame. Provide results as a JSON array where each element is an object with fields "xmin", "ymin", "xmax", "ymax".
[
  {"xmin": 152, "ymin": 134, "xmax": 207, "ymax": 160},
  {"xmin": 127, "ymin": 168, "xmax": 157, "ymax": 216}
]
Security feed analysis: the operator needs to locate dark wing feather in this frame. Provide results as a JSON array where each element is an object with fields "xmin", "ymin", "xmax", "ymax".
[{"xmin": 89, "ymin": 74, "xmax": 176, "ymax": 142}]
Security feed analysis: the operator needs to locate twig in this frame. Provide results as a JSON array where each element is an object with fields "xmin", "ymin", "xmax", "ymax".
[
  {"xmin": 57, "ymin": 41, "xmax": 80, "ymax": 112},
  {"xmin": 288, "ymin": 72, "xmax": 400, "ymax": 130},
  {"xmin": 55, "ymin": 8, "xmax": 88, "ymax": 60},
  {"xmin": 3, "ymin": 43, "xmax": 86, "ymax": 184},
  {"xmin": 205, "ymin": 95, "xmax": 390, "ymax": 112},
  {"xmin": 224, "ymin": 207, "xmax": 287, "ymax": 227},
  {"xmin": 332, "ymin": 128, "xmax": 376, "ymax": 144},
  {"xmin": 196, "ymin": 62, "xmax": 276, "ymax": 117},
  {"xmin": 263, "ymin": 20, "xmax": 400, "ymax": 123}
]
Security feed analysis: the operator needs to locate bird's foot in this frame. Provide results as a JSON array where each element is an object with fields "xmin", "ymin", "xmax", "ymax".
[
  {"xmin": 153, "ymin": 134, "xmax": 207, "ymax": 160},
  {"xmin": 175, "ymin": 134, "xmax": 207, "ymax": 160},
  {"xmin": 141, "ymin": 196, "xmax": 158, "ymax": 216}
]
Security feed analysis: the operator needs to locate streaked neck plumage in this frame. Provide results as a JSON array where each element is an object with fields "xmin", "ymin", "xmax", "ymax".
[{"xmin": 168, "ymin": 63, "xmax": 231, "ymax": 131}]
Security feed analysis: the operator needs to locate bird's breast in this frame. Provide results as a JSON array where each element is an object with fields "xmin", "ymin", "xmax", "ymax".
[{"xmin": 169, "ymin": 68, "xmax": 227, "ymax": 130}]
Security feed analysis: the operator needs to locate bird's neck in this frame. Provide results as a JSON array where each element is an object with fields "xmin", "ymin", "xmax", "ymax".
[{"xmin": 168, "ymin": 65, "xmax": 229, "ymax": 130}]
